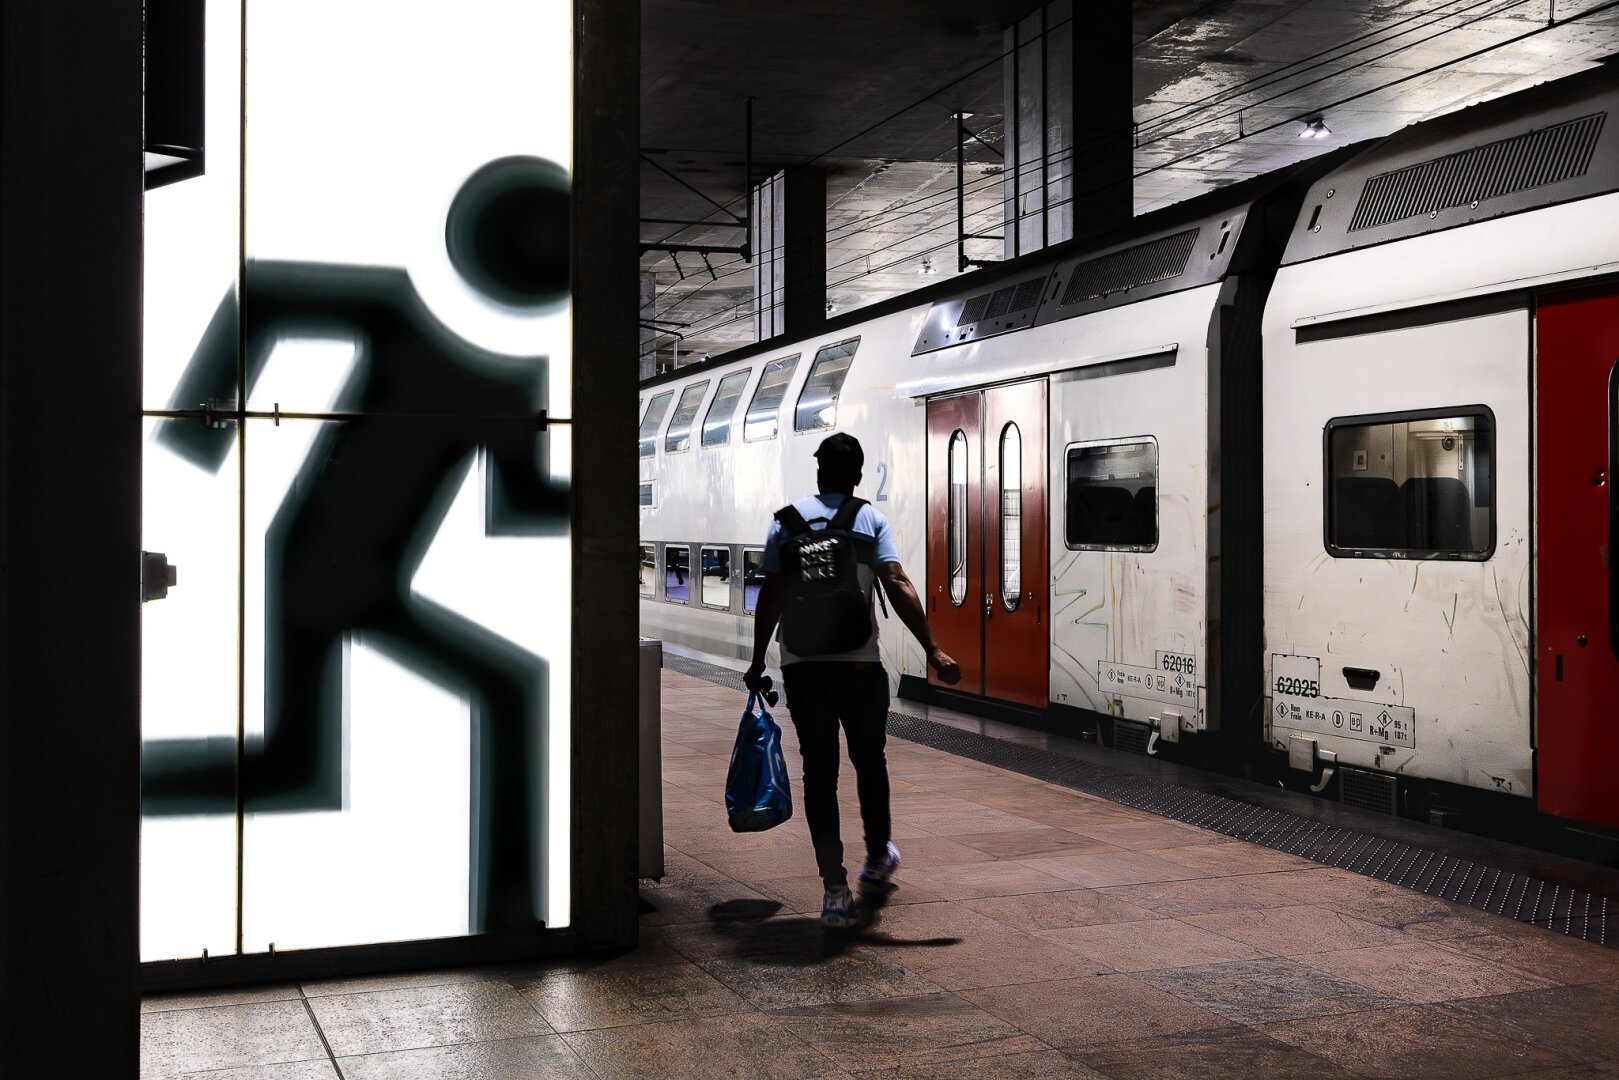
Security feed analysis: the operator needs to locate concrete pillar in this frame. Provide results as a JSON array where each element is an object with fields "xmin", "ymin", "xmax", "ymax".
[
  {"xmin": 1003, "ymin": 0, "xmax": 1132, "ymax": 259},
  {"xmin": 639, "ymin": 271, "xmax": 658, "ymax": 381},
  {"xmin": 1, "ymin": 0, "xmax": 144, "ymax": 1074},
  {"xmin": 751, "ymin": 167, "xmax": 826, "ymax": 343},
  {"xmin": 571, "ymin": 0, "xmax": 642, "ymax": 955}
]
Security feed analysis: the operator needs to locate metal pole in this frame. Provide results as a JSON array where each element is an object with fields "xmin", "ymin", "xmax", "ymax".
[
  {"xmin": 744, "ymin": 96, "xmax": 754, "ymax": 263},
  {"xmin": 956, "ymin": 112, "xmax": 967, "ymax": 272},
  {"xmin": 1040, "ymin": 3, "xmax": 1049, "ymax": 251},
  {"xmin": 1011, "ymin": 23, "xmax": 1021, "ymax": 260}
]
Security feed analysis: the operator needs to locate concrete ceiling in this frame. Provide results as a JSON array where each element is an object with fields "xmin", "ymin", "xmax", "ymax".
[{"xmin": 640, "ymin": 0, "xmax": 1619, "ymax": 369}]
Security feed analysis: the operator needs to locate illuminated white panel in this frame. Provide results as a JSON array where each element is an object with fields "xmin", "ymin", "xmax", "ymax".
[
  {"xmin": 142, "ymin": 0, "xmax": 574, "ymax": 958},
  {"xmin": 140, "ymin": 0, "xmax": 245, "ymax": 963}
]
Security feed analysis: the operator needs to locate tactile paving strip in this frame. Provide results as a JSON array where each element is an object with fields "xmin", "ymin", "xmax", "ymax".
[{"xmin": 667, "ymin": 653, "xmax": 1616, "ymax": 946}]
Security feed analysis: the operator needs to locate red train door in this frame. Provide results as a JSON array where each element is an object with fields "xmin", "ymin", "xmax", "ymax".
[
  {"xmin": 924, "ymin": 381, "xmax": 1049, "ymax": 707},
  {"xmin": 984, "ymin": 381, "xmax": 1049, "ymax": 707},
  {"xmin": 926, "ymin": 393, "xmax": 983, "ymax": 694},
  {"xmin": 1536, "ymin": 288, "xmax": 1619, "ymax": 829}
]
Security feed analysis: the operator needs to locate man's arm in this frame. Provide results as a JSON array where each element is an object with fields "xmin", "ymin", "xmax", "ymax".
[
  {"xmin": 743, "ymin": 573, "xmax": 782, "ymax": 693},
  {"xmin": 879, "ymin": 561, "xmax": 961, "ymax": 685}
]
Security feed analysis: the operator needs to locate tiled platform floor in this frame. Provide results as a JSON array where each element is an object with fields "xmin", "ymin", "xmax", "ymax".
[{"xmin": 142, "ymin": 668, "xmax": 1619, "ymax": 1078}]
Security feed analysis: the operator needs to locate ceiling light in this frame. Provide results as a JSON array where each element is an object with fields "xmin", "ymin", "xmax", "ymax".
[
  {"xmin": 918, "ymin": 257, "xmax": 936, "ymax": 275},
  {"xmin": 1298, "ymin": 116, "xmax": 1331, "ymax": 139},
  {"xmin": 825, "ymin": 299, "xmax": 836, "ymax": 314}
]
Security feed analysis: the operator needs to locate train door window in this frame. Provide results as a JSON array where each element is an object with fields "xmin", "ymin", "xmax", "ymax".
[
  {"xmin": 1065, "ymin": 438, "xmax": 1158, "ymax": 551},
  {"xmin": 701, "ymin": 546, "xmax": 732, "ymax": 610},
  {"xmin": 948, "ymin": 430, "xmax": 968, "ymax": 605},
  {"xmin": 638, "ymin": 544, "xmax": 656, "ymax": 597},
  {"xmin": 1000, "ymin": 423, "xmax": 1022, "ymax": 611},
  {"xmin": 663, "ymin": 380, "xmax": 710, "ymax": 454},
  {"xmin": 702, "ymin": 370, "xmax": 751, "ymax": 447},
  {"xmin": 664, "ymin": 544, "xmax": 691, "ymax": 603},
  {"xmin": 639, "ymin": 391, "xmax": 673, "ymax": 458},
  {"xmin": 794, "ymin": 339, "xmax": 859, "ymax": 433},
  {"xmin": 744, "ymin": 354, "xmax": 800, "ymax": 441},
  {"xmin": 742, "ymin": 548, "xmax": 764, "ymax": 615},
  {"xmin": 1325, "ymin": 408, "xmax": 1494, "ymax": 558}
]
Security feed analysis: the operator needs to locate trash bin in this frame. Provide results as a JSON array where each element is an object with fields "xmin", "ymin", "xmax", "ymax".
[{"xmin": 638, "ymin": 638, "xmax": 664, "ymax": 879}]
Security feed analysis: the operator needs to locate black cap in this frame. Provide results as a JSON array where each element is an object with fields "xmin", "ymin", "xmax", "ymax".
[{"xmin": 814, "ymin": 432, "xmax": 864, "ymax": 474}]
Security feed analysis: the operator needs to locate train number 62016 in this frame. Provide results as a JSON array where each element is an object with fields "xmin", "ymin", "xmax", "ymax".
[{"xmin": 1160, "ymin": 654, "xmax": 1196, "ymax": 676}]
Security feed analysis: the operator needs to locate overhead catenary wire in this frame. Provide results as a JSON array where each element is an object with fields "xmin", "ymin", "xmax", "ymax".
[
  {"xmin": 648, "ymin": 0, "xmax": 1553, "ymax": 263},
  {"xmin": 660, "ymin": 0, "xmax": 1594, "ymax": 283},
  {"xmin": 646, "ymin": 0, "xmax": 1619, "ymax": 356}
]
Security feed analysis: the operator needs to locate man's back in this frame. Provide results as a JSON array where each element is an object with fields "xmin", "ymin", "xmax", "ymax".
[{"xmin": 762, "ymin": 492, "xmax": 898, "ymax": 665}]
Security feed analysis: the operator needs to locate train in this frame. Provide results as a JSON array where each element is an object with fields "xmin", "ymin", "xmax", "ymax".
[{"xmin": 637, "ymin": 63, "xmax": 1619, "ymax": 849}]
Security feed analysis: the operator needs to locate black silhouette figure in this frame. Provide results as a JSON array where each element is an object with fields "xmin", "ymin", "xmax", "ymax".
[{"xmin": 142, "ymin": 157, "xmax": 570, "ymax": 933}]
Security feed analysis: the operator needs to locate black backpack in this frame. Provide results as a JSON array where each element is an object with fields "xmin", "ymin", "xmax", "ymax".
[{"xmin": 774, "ymin": 497, "xmax": 874, "ymax": 656}]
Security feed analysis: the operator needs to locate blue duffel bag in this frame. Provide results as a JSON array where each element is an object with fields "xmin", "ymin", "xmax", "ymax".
[{"xmin": 725, "ymin": 691, "xmax": 794, "ymax": 832}]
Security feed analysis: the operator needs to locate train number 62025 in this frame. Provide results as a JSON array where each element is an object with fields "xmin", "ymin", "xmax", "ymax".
[{"xmin": 1274, "ymin": 676, "xmax": 1319, "ymax": 698}]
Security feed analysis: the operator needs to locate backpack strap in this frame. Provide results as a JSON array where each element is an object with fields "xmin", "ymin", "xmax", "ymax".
[
  {"xmin": 828, "ymin": 496, "xmax": 867, "ymax": 532},
  {"xmin": 773, "ymin": 504, "xmax": 813, "ymax": 537}
]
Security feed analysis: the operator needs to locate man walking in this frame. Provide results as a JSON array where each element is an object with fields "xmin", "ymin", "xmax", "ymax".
[{"xmin": 744, "ymin": 433, "xmax": 961, "ymax": 929}]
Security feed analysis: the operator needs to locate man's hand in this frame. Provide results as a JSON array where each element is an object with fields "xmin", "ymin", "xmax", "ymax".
[
  {"xmin": 927, "ymin": 646, "xmax": 962, "ymax": 686},
  {"xmin": 744, "ymin": 659, "xmax": 768, "ymax": 694}
]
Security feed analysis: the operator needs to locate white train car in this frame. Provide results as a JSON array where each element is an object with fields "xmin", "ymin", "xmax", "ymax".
[
  {"xmin": 640, "ymin": 167, "xmax": 1320, "ymax": 760},
  {"xmin": 1263, "ymin": 66, "xmax": 1619, "ymax": 828}
]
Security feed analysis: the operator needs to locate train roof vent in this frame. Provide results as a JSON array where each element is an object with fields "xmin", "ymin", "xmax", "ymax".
[
  {"xmin": 913, "ymin": 270, "xmax": 1053, "ymax": 355},
  {"xmin": 1059, "ymin": 228, "xmax": 1201, "ymax": 307},
  {"xmin": 953, "ymin": 276, "xmax": 1047, "ymax": 330},
  {"xmin": 1348, "ymin": 112, "xmax": 1606, "ymax": 232}
]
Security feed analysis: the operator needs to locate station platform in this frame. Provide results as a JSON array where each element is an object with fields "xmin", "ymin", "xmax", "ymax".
[{"xmin": 142, "ymin": 656, "xmax": 1619, "ymax": 1078}]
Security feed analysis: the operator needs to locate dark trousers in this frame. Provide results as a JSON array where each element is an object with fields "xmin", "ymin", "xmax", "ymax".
[{"xmin": 781, "ymin": 661, "xmax": 891, "ymax": 888}]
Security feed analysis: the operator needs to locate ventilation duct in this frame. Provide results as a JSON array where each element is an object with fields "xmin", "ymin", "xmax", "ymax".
[
  {"xmin": 1349, "ymin": 112, "xmax": 1605, "ymax": 232},
  {"xmin": 1058, "ymin": 228, "xmax": 1200, "ymax": 307}
]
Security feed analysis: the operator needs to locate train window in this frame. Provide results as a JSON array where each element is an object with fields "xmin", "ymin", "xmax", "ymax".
[
  {"xmin": 702, "ymin": 370, "xmax": 751, "ymax": 447},
  {"xmin": 638, "ymin": 544, "xmax": 656, "ymax": 597},
  {"xmin": 948, "ymin": 430, "xmax": 968, "ymax": 605},
  {"xmin": 795, "ymin": 338, "xmax": 859, "ymax": 432},
  {"xmin": 744, "ymin": 354, "xmax": 800, "ymax": 441},
  {"xmin": 742, "ymin": 548, "xmax": 764, "ymax": 615},
  {"xmin": 1065, "ymin": 438, "xmax": 1159, "ymax": 551},
  {"xmin": 664, "ymin": 545, "xmax": 691, "ymax": 603},
  {"xmin": 1325, "ymin": 409, "xmax": 1494, "ymax": 559},
  {"xmin": 1000, "ymin": 423, "xmax": 1022, "ymax": 611},
  {"xmin": 638, "ymin": 391, "xmax": 673, "ymax": 458},
  {"xmin": 638, "ymin": 481, "xmax": 654, "ymax": 508},
  {"xmin": 701, "ymin": 546, "xmax": 732, "ymax": 610},
  {"xmin": 663, "ymin": 380, "xmax": 710, "ymax": 454}
]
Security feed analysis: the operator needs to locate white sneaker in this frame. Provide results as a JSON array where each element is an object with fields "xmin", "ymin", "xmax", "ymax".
[
  {"xmin": 820, "ymin": 885, "xmax": 858, "ymax": 929},
  {"xmin": 857, "ymin": 841, "xmax": 901, "ymax": 901}
]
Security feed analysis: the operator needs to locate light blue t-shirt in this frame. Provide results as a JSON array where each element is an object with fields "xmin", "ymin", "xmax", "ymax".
[
  {"xmin": 761, "ymin": 493, "xmax": 900, "ymax": 573},
  {"xmin": 762, "ymin": 493, "xmax": 898, "ymax": 664}
]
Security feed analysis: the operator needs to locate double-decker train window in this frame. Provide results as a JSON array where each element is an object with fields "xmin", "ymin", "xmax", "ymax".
[
  {"xmin": 664, "ymin": 545, "xmax": 691, "ymax": 603},
  {"xmin": 1065, "ymin": 438, "xmax": 1159, "ymax": 551},
  {"xmin": 744, "ymin": 354, "xmax": 800, "ymax": 441},
  {"xmin": 702, "ymin": 369, "xmax": 751, "ymax": 447},
  {"xmin": 663, "ymin": 380, "xmax": 709, "ymax": 454},
  {"xmin": 638, "ymin": 482, "xmax": 654, "ymax": 508},
  {"xmin": 638, "ymin": 391, "xmax": 673, "ymax": 458},
  {"xmin": 795, "ymin": 338, "xmax": 859, "ymax": 433},
  {"xmin": 701, "ymin": 546, "xmax": 732, "ymax": 610},
  {"xmin": 1325, "ymin": 408, "xmax": 1494, "ymax": 559},
  {"xmin": 638, "ymin": 544, "xmax": 656, "ymax": 597},
  {"xmin": 742, "ymin": 548, "xmax": 764, "ymax": 615}
]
